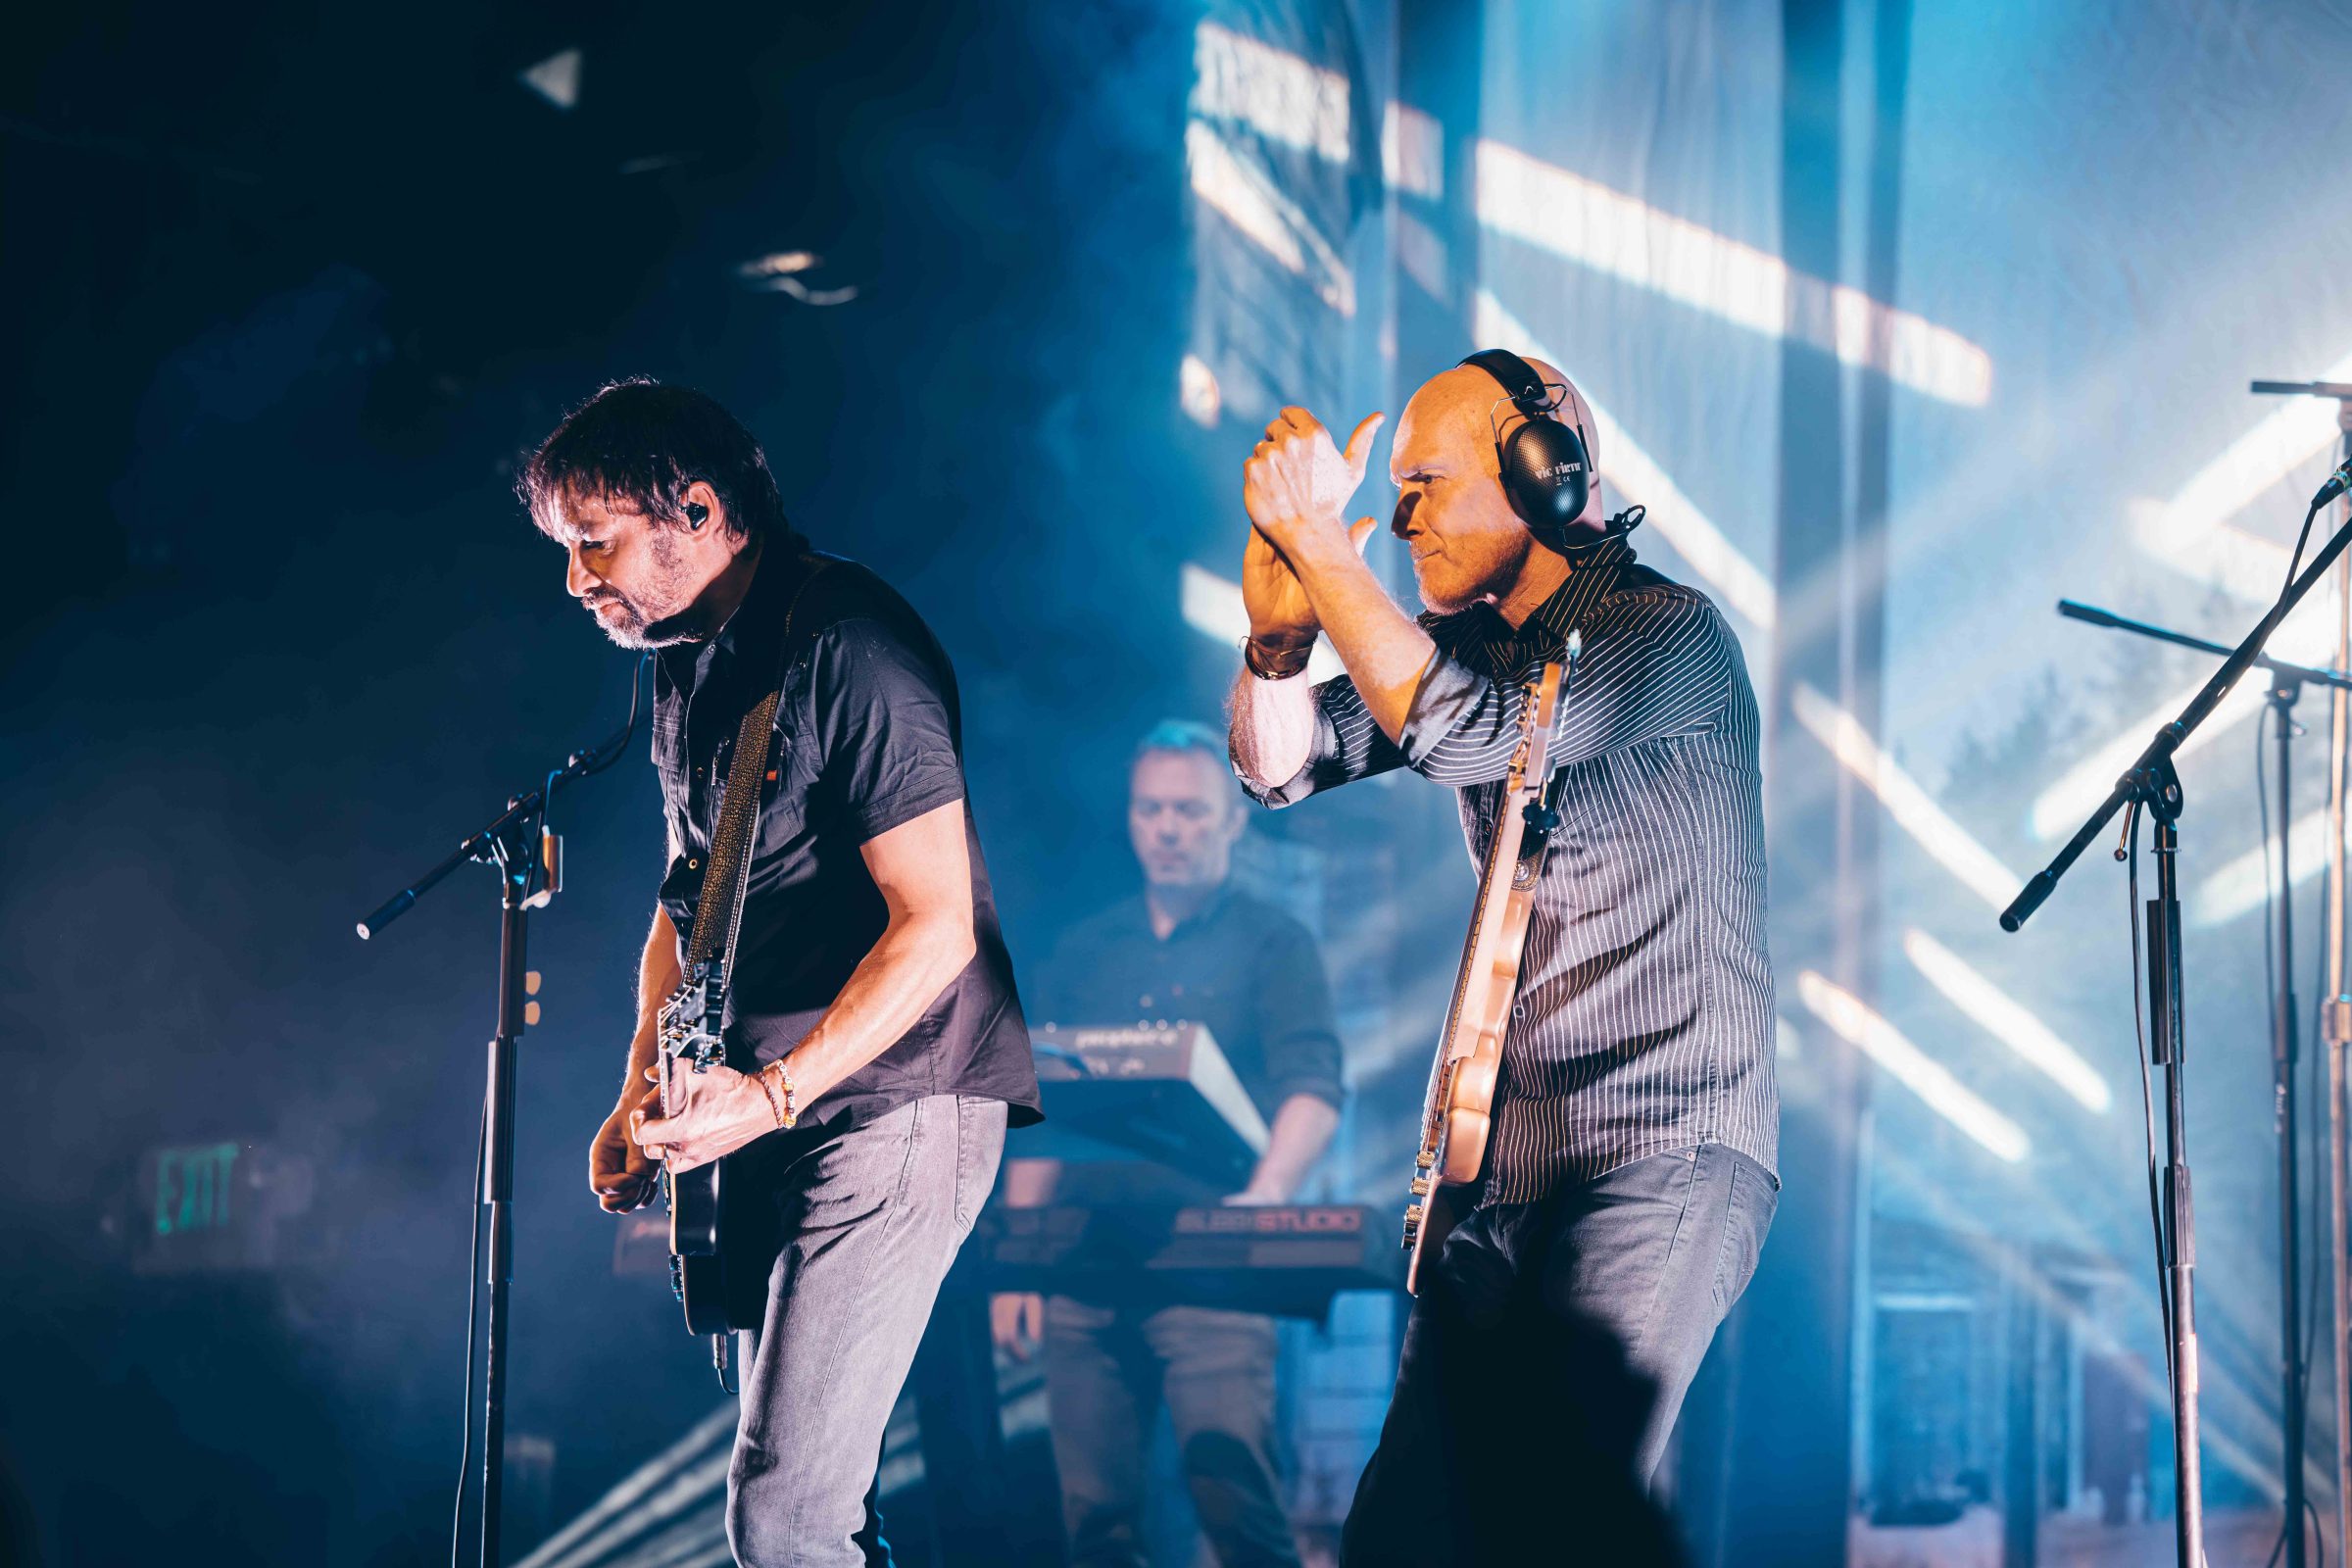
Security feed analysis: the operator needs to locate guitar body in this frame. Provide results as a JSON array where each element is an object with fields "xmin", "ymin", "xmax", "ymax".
[
  {"xmin": 657, "ymin": 967, "xmax": 775, "ymax": 1338},
  {"xmin": 1403, "ymin": 661, "xmax": 1566, "ymax": 1296}
]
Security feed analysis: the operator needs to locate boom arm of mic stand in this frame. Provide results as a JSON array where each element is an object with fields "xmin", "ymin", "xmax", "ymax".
[
  {"xmin": 2006, "ymin": 509, "xmax": 2352, "ymax": 931},
  {"xmin": 2058, "ymin": 599, "xmax": 2352, "ymax": 691},
  {"xmin": 356, "ymin": 706, "xmax": 642, "ymax": 941}
]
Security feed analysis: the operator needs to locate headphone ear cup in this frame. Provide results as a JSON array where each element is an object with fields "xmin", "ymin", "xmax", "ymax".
[{"xmin": 1498, "ymin": 420, "xmax": 1592, "ymax": 545}]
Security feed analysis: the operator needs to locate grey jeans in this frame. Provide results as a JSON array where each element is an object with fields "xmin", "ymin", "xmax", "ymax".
[
  {"xmin": 1340, "ymin": 1143, "xmax": 1776, "ymax": 1567},
  {"xmin": 1044, "ymin": 1299, "xmax": 1300, "ymax": 1568},
  {"xmin": 727, "ymin": 1094, "xmax": 1008, "ymax": 1568}
]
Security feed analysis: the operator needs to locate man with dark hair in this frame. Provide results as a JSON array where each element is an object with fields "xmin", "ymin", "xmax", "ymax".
[
  {"xmin": 1228, "ymin": 359, "xmax": 1777, "ymax": 1564},
  {"xmin": 993, "ymin": 719, "xmax": 1346, "ymax": 1568},
  {"xmin": 525, "ymin": 378, "xmax": 1041, "ymax": 1568}
]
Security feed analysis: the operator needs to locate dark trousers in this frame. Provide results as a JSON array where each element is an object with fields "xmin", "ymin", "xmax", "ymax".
[
  {"xmin": 1044, "ymin": 1299, "xmax": 1302, "ymax": 1568},
  {"xmin": 1341, "ymin": 1144, "xmax": 1777, "ymax": 1568}
]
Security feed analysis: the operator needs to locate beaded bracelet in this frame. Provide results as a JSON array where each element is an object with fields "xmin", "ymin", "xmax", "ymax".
[{"xmin": 758, "ymin": 1059, "xmax": 800, "ymax": 1129}]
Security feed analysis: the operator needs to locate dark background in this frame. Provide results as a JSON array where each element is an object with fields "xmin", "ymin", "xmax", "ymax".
[{"xmin": 0, "ymin": 4, "xmax": 1326, "ymax": 1561}]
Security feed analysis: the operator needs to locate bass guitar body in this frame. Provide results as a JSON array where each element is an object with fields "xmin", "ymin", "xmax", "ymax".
[{"xmin": 1403, "ymin": 658, "xmax": 1567, "ymax": 1296}]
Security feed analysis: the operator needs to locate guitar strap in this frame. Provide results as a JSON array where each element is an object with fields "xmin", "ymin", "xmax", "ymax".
[{"xmin": 679, "ymin": 554, "xmax": 838, "ymax": 993}]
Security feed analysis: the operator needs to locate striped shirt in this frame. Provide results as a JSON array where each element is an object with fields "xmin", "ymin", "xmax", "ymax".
[{"xmin": 1239, "ymin": 538, "xmax": 1778, "ymax": 1201}]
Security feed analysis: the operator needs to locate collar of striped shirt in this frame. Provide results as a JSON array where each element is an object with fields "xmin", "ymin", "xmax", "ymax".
[{"xmin": 1422, "ymin": 535, "xmax": 1636, "ymax": 675}]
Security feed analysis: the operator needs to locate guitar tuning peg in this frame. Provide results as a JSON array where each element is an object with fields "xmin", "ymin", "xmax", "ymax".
[
  {"xmin": 1414, "ymin": 1150, "xmax": 1436, "ymax": 1170},
  {"xmin": 1410, "ymin": 1177, "xmax": 1430, "ymax": 1197}
]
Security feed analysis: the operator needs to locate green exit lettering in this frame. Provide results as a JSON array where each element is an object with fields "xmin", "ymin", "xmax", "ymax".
[{"xmin": 154, "ymin": 1143, "xmax": 241, "ymax": 1237}]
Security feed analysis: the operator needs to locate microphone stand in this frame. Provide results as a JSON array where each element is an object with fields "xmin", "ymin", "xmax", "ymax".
[
  {"xmin": 355, "ymin": 660, "xmax": 645, "ymax": 1568},
  {"xmin": 2059, "ymin": 598, "xmax": 2352, "ymax": 1568},
  {"xmin": 2253, "ymin": 377, "xmax": 2352, "ymax": 1568},
  {"xmin": 2006, "ymin": 504, "xmax": 2352, "ymax": 1568}
]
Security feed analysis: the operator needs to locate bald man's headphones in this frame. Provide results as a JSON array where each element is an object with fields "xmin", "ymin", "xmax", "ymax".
[{"xmin": 1459, "ymin": 349, "xmax": 1642, "ymax": 556}]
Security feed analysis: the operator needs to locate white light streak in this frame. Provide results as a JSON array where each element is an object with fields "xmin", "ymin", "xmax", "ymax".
[
  {"xmin": 1789, "ymin": 681, "xmax": 2023, "ymax": 908},
  {"xmin": 1192, "ymin": 22, "xmax": 1350, "ymax": 164},
  {"xmin": 1395, "ymin": 207, "xmax": 1447, "ymax": 301},
  {"xmin": 1186, "ymin": 122, "xmax": 1355, "ymax": 316},
  {"xmin": 2027, "ymin": 678, "xmax": 2265, "ymax": 842},
  {"xmin": 1798, "ymin": 970, "xmax": 2031, "ymax": 1161},
  {"xmin": 2043, "ymin": 357, "xmax": 2352, "ymax": 841},
  {"xmin": 1381, "ymin": 101, "xmax": 1443, "ymax": 197},
  {"xmin": 2192, "ymin": 806, "xmax": 2333, "ymax": 926},
  {"xmin": 511, "ymin": 1405, "xmax": 734, "ymax": 1568},
  {"xmin": 1179, "ymin": 353, "xmax": 1221, "ymax": 427},
  {"xmin": 519, "ymin": 48, "xmax": 582, "ymax": 112},
  {"xmin": 1180, "ymin": 564, "xmax": 1343, "ymax": 683},
  {"xmin": 1901, "ymin": 929, "xmax": 2112, "ymax": 1112},
  {"xmin": 1474, "ymin": 141, "xmax": 1992, "ymax": 407},
  {"xmin": 2026, "ymin": 603, "xmax": 2341, "ymax": 843},
  {"xmin": 2132, "ymin": 347, "xmax": 2352, "ymax": 554},
  {"xmin": 1470, "ymin": 290, "xmax": 1778, "ymax": 632}
]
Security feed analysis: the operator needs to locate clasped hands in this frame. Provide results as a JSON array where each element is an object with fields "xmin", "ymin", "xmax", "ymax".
[{"xmin": 1240, "ymin": 407, "xmax": 1386, "ymax": 643}]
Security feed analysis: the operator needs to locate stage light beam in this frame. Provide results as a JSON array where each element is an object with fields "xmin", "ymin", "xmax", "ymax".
[
  {"xmin": 1797, "ymin": 970, "xmax": 2032, "ymax": 1162},
  {"xmin": 1470, "ymin": 291, "xmax": 1778, "ymax": 633},
  {"xmin": 1192, "ymin": 22, "xmax": 1350, "ymax": 164},
  {"xmin": 1381, "ymin": 102, "xmax": 1443, "ymax": 198},
  {"xmin": 2192, "ymin": 806, "xmax": 2335, "ymax": 926},
  {"xmin": 1186, "ymin": 122, "xmax": 1355, "ymax": 317},
  {"xmin": 1901, "ymin": 929, "xmax": 2112, "ymax": 1112},
  {"xmin": 1789, "ymin": 682, "xmax": 2023, "ymax": 908},
  {"xmin": 1473, "ymin": 142, "xmax": 1991, "ymax": 407}
]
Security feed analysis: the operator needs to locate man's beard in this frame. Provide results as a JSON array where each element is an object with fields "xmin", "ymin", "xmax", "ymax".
[
  {"xmin": 585, "ymin": 592, "xmax": 719, "ymax": 649},
  {"xmin": 1415, "ymin": 528, "xmax": 1533, "ymax": 615},
  {"xmin": 582, "ymin": 534, "xmax": 722, "ymax": 648}
]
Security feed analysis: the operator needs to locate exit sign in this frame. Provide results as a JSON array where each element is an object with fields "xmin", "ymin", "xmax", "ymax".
[
  {"xmin": 154, "ymin": 1142, "xmax": 241, "ymax": 1237},
  {"xmin": 132, "ymin": 1141, "xmax": 312, "ymax": 1274}
]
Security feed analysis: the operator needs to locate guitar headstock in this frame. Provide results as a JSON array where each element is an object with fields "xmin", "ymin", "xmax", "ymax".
[{"xmin": 1506, "ymin": 662, "xmax": 1567, "ymax": 796}]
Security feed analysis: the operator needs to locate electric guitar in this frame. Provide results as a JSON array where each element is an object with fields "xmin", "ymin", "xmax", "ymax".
[
  {"xmin": 1401, "ymin": 646, "xmax": 1572, "ymax": 1295},
  {"xmin": 655, "ymin": 961, "xmax": 760, "ymax": 1338}
]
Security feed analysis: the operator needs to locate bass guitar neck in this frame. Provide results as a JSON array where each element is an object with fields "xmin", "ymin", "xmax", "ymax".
[{"xmin": 1403, "ymin": 651, "xmax": 1571, "ymax": 1294}]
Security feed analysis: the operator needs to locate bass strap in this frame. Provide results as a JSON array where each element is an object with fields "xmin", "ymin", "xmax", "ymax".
[{"xmin": 678, "ymin": 555, "xmax": 839, "ymax": 993}]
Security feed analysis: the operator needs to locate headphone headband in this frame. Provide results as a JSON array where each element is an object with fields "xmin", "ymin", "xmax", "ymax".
[{"xmin": 1459, "ymin": 349, "xmax": 1555, "ymax": 417}]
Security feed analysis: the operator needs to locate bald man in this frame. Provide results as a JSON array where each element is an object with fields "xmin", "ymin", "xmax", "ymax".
[
  {"xmin": 522, "ymin": 380, "xmax": 1040, "ymax": 1568},
  {"xmin": 1228, "ymin": 354, "xmax": 1778, "ymax": 1563}
]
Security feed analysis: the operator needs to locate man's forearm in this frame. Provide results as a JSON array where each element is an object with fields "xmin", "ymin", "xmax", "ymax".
[
  {"xmin": 1229, "ymin": 662, "xmax": 1318, "ymax": 789},
  {"xmin": 625, "ymin": 907, "xmax": 684, "ymax": 1099},
  {"xmin": 780, "ymin": 912, "xmax": 976, "ymax": 1103},
  {"xmin": 1242, "ymin": 1094, "xmax": 1342, "ymax": 1202},
  {"xmin": 1282, "ymin": 527, "xmax": 1435, "ymax": 743}
]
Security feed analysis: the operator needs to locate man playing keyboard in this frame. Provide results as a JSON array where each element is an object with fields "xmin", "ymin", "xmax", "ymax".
[{"xmin": 993, "ymin": 719, "xmax": 1347, "ymax": 1568}]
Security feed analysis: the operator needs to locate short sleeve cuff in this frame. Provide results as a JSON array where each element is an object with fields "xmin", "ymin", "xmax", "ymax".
[
  {"xmin": 1397, "ymin": 651, "xmax": 1487, "ymax": 767},
  {"xmin": 846, "ymin": 769, "xmax": 965, "ymax": 845},
  {"xmin": 1269, "ymin": 1075, "xmax": 1346, "ymax": 1113}
]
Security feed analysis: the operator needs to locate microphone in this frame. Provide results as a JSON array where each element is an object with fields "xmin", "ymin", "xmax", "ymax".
[{"xmin": 2315, "ymin": 456, "xmax": 2352, "ymax": 511}]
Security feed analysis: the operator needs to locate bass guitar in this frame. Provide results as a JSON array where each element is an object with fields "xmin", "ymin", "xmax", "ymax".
[{"xmin": 1401, "ymin": 637, "xmax": 1575, "ymax": 1295}]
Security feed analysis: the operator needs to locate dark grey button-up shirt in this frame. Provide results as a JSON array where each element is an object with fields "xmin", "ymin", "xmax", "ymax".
[{"xmin": 1239, "ymin": 539, "xmax": 1777, "ymax": 1202}]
